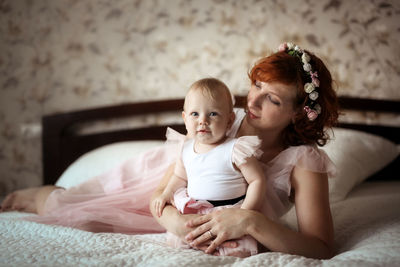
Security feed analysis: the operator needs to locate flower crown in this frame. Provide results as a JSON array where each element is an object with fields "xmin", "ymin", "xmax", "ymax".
[{"xmin": 278, "ymin": 42, "xmax": 321, "ymax": 121}]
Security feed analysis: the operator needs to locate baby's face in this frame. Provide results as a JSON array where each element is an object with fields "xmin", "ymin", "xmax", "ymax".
[{"xmin": 183, "ymin": 89, "xmax": 233, "ymax": 145}]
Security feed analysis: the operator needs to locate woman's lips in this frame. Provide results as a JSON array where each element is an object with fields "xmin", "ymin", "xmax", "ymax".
[{"xmin": 248, "ymin": 110, "xmax": 260, "ymax": 119}]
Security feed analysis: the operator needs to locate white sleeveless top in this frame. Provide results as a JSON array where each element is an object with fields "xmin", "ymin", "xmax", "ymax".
[{"xmin": 183, "ymin": 138, "xmax": 248, "ymax": 201}]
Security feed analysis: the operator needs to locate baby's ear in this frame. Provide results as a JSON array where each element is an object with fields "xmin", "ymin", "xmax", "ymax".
[{"xmin": 227, "ymin": 111, "xmax": 235, "ymax": 130}]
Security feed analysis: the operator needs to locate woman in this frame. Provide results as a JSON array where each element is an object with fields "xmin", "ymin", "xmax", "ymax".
[
  {"xmin": 150, "ymin": 42, "xmax": 338, "ymax": 259},
  {"xmin": 1, "ymin": 43, "xmax": 338, "ymax": 259}
]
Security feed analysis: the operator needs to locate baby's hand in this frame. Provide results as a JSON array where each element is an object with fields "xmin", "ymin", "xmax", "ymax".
[{"xmin": 153, "ymin": 194, "xmax": 171, "ymax": 217}]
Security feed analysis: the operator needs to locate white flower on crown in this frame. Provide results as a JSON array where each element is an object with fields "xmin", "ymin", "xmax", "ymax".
[
  {"xmin": 287, "ymin": 42, "xmax": 295, "ymax": 50},
  {"xmin": 302, "ymin": 52, "xmax": 310, "ymax": 64},
  {"xmin": 304, "ymin": 83, "xmax": 315, "ymax": 93},
  {"xmin": 303, "ymin": 63, "xmax": 312, "ymax": 72},
  {"xmin": 309, "ymin": 91, "xmax": 319, "ymax": 101},
  {"xmin": 314, "ymin": 104, "xmax": 322, "ymax": 114},
  {"xmin": 294, "ymin": 45, "xmax": 302, "ymax": 52}
]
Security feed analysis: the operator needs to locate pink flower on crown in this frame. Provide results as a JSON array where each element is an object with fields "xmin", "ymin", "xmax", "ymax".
[
  {"xmin": 310, "ymin": 71, "xmax": 320, "ymax": 87},
  {"xmin": 307, "ymin": 109, "xmax": 318, "ymax": 121},
  {"xmin": 312, "ymin": 77, "xmax": 320, "ymax": 87},
  {"xmin": 278, "ymin": 43, "xmax": 288, "ymax": 52},
  {"xmin": 304, "ymin": 106, "xmax": 318, "ymax": 121},
  {"xmin": 310, "ymin": 71, "xmax": 318, "ymax": 79}
]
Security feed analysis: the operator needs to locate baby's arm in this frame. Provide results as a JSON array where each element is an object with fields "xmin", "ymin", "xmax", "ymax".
[
  {"xmin": 237, "ymin": 156, "xmax": 266, "ymax": 211},
  {"xmin": 152, "ymin": 174, "xmax": 187, "ymax": 217}
]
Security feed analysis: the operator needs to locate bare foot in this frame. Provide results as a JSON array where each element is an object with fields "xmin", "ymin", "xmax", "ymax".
[{"xmin": 0, "ymin": 187, "xmax": 41, "ymax": 213}]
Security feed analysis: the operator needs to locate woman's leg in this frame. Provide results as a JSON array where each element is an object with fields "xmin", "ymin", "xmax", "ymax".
[{"xmin": 1, "ymin": 185, "xmax": 61, "ymax": 215}]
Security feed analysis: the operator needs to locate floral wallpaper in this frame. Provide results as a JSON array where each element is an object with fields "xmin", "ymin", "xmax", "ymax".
[{"xmin": 0, "ymin": 0, "xmax": 399, "ymax": 197}]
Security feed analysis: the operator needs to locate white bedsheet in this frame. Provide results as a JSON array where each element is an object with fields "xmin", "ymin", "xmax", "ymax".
[{"xmin": 1, "ymin": 182, "xmax": 400, "ymax": 267}]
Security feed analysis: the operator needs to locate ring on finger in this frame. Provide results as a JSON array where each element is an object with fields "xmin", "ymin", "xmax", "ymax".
[{"xmin": 208, "ymin": 230, "xmax": 214, "ymax": 238}]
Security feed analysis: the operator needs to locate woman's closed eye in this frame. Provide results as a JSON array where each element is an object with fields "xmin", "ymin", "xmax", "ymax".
[{"xmin": 267, "ymin": 94, "xmax": 280, "ymax": 106}]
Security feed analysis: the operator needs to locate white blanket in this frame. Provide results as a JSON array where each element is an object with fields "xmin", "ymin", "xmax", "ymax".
[{"xmin": 1, "ymin": 182, "xmax": 400, "ymax": 266}]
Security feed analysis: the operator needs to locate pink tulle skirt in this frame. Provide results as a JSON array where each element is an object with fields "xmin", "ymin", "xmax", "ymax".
[
  {"xmin": 25, "ymin": 142, "xmax": 335, "ymax": 234},
  {"xmin": 26, "ymin": 144, "xmax": 177, "ymax": 234}
]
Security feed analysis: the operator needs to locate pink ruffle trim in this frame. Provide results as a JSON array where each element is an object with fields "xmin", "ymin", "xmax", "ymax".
[
  {"xmin": 267, "ymin": 145, "xmax": 337, "ymax": 196},
  {"xmin": 232, "ymin": 136, "xmax": 263, "ymax": 166}
]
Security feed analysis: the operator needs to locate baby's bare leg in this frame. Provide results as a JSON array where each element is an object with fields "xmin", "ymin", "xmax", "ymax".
[{"xmin": 1, "ymin": 185, "xmax": 61, "ymax": 215}]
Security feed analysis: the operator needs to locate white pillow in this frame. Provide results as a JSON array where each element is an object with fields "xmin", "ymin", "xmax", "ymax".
[
  {"xmin": 56, "ymin": 141, "xmax": 164, "ymax": 188},
  {"xmin": 321, "ymin": 128, "xmax": 399, "ymax": 202}
]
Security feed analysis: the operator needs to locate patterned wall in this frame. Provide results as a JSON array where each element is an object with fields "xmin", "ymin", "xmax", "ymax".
[{"xmin": 1, "ymin": 0, "xmax": 399, "ymax": 197}]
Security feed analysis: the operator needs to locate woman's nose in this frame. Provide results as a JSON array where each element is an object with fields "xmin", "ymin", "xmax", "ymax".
[{"xmin": 248, "ymin": 92, "xmax": 263, "ymax": 109}]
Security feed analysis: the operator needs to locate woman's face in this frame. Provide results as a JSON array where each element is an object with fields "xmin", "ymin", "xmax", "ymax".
[{"xmin": 246, "ymin": 80, "xmax": 298, "ymax": 132}]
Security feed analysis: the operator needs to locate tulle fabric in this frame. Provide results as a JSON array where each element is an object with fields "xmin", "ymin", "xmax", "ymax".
[
  {"xmin": 165, "ymin": 127, "xmax": 187, "ymax": 179},
  {"xmin": 264, "ymin": 145, "xmax": 337, "ymax": 215},
  {"xmin": 26, "ymin": 144, "xmax": 179, "ymax": 234},
  {"xmin": 232, "ymin": 136, "xmax": 263, "ymax": 166},
  {"xmin": 173, "ymin": 187, "xmax": 213, "ymax": 214}
]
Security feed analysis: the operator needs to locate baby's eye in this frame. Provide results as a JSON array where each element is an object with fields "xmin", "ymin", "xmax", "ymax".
[
  {"xmin": 209, "ymin": 112, "xmax": 218, "ymax": 116},
  {"xmin": 190, "ymin": 112, "xmax": 199, "ymax": 116}
]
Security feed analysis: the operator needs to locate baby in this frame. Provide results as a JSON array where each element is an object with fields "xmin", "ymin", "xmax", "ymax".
[{"xmin": 152, "ymin": 77, "xmax": 266, "ymax": 257}]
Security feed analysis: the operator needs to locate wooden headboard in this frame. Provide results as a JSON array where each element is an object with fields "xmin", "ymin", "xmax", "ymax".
[{"xmin": 42, "ymin": 96, "xmax": 400, "ymax": 185}]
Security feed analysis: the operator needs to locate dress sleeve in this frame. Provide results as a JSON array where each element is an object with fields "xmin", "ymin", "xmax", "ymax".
[
  {"xmin": 269, "ymin": 145, "xmax": 337, "ymax": 199},
  {"xmin": 232, "ymin": 136, "xmax": 263, "ymax": 166},
  {"xmin": 165, "ymin": 127, "xmax": 186, "ymax": 143},
  {"xmin": 293, "ymin": 146, "xmax": 337, "ymax": 177}
]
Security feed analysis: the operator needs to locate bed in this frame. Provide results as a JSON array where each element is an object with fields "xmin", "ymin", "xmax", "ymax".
[{"xmin": 1, "ymin": 96, "xmax": 399, "ymax": 266}]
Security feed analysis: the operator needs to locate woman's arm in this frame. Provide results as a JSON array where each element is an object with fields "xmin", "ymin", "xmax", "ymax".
[
  {"xmin": 249, "ymin": 168, "xmax": 334, "ymax": 258},
  {"xmin": 237, "ymin": 156, "xmax": 266, "ymax": 211},
  {"xmin": 185, "ymin": 168, "xmax": 334, "ymax": 259}
]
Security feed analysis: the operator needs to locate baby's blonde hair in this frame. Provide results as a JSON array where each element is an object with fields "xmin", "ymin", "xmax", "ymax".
[{"xmin": 184, "ymin": 78, "xmax": 233, "ymax": 112}]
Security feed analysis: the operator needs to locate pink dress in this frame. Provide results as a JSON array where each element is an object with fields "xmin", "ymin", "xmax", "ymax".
[{"xmin": 26, "ymin": 108, "xmax": 335, "ymax": 236}]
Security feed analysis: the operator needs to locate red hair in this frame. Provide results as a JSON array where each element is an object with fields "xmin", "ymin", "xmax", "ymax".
[{"xmin": 248, "ymin": 51, "xmax": 339, "ymax": 146}]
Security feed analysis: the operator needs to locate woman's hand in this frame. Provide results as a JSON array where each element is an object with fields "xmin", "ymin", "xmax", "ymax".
[{"xmin": 185, "ymin": 208, "xmax": 255, "ymax": 254}]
